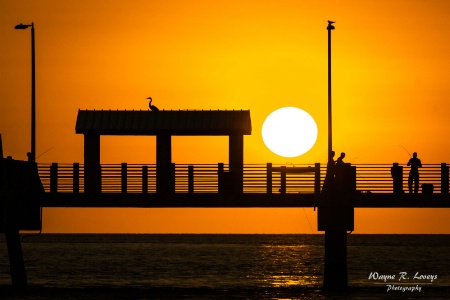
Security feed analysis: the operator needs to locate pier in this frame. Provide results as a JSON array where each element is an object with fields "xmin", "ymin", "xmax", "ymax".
[
  {"xmin": 2, "ymin": 109, "xmax": 450, "ymax": 291},
  {"xmin": 38, "ymin": 162, "xmax": 450, "ymax": 208}
]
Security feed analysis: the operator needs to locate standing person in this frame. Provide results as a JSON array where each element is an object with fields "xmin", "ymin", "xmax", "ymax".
[
  {"xmin": 407, "ymin": 152, "xmax": 422, "ymax": 194},
  {"xmin": 335, "ymin": 152, "xmax": 346, "ymax": 188},
  {"xmin": 336, "ymin": 152, "xmax": 345, "ymax": 167},
  {"xmin": 328, "ymin": 150, "xmax": 336, "ymax": 169},
  {"xmin": 322, "ymin": 151, "xmax": 336, "ymax": 193}
]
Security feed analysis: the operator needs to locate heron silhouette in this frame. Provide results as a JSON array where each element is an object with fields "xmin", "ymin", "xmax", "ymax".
[
  {"xmin": 147, "ymin": 97, "xmax": 159, "ymax": 111},
  {"xmin": 327, "ymin": 20, "xmax": 335, "ymax": 30}
]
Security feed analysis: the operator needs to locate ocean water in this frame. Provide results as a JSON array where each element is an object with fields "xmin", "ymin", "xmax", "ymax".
[{"xmin": 0, "ymin": 234, "xmax": 449, "ymax": 299}]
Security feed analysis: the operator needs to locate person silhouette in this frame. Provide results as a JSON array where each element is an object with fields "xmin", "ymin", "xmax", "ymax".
[
  {"xmin": 407, "ymin": 152, "xmax": 422, "ymax": 194},
  {"xmin": 328, "ymin": 150, "xmax": 336, "ymax": 168},
  {"xmin": 322, "ymin": 150, "xmax": 336, "ymax": 193},
  {"xmin": 336, "ymin": 152, "xmax": 345, "ymax": 167},
  {"xmin": 334, "ymin": 152, "xmax": 346, "ymax": 187}
]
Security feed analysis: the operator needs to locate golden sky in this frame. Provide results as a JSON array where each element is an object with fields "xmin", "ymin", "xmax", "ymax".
[{"xmin": 1, "ymin": 0, "xmax": 450, "ymax": 233}]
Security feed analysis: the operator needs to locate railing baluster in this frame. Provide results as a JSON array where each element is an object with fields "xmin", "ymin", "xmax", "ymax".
[
  {"xmin": 50, "ymin": 163, "xmax": 58, "ymax": 193},
  {"xmin": 266, "ymin": 163, "xmax": 272, "ymax": 194},
  {"xmin": 171, "ymin": 163, "xmax": 176, "ymax": 193},
  {"xmin": 280, "ymin": 166, "xmax": 286, "ymax": 194},
  {"xmin": 218, "ymin": 163, "xmax": 224, "ymax": 194},
  {"xmin": 314, "ymin": 163, "xmax": 321, "ymax": 195},
  {"xmin": 391, "ymin": 163, "xmax": 403, "ymax": 194},
  {"xmin": 441, "ymin": 163, "xmax": 449, "ymax": 195},
  {"xmin": 188, "ymin": 165, "xmax": 194, "ymax": 194},
  {"xmin": 142, "ymin": 165, "xmax": 148, "ymax": 194},
  {"xmin": 121, "ymin": 163, "xmax": 127, "ymax": 194},
  {"xmin": 73, "ymin": 163, "xmax": 79, "ymax": 193}
]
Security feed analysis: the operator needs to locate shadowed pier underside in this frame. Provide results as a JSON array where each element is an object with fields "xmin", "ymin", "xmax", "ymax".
[{"xmin": 39, "ymin": 193, "xmax": 450, "ymax": 208}]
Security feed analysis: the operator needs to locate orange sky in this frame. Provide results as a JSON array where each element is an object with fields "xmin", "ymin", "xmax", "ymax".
[{"xmin": 1, "ymin": 0, "xmax": 450, "ymax": 233}]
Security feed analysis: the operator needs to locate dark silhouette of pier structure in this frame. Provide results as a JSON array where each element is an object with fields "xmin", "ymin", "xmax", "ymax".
[
  {"xmin": 3, "ymin": 20, "xmax": 450, "ymax": 292},
  {"xmin": 2, "ymin": 109, "xmax": 450, "ymax": 290}
]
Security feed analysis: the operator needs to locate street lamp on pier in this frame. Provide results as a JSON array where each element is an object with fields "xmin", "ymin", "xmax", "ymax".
[
  {"xmin": 14, "ymin": 22, "xmax": 36, "ymax": 163},
  {"xmin": 327, "ymin": 20, "xmax": 335, "ymax": 159}
]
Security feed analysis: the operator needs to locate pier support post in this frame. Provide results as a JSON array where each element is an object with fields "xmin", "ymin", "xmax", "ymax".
[
  {"xmin": 318, "ymin": 163, "xmax": 355, "ymax": 291},
  {"xmin": 5, "ymin": 208, "xmax": 28, "ymax": 289},
  {"xmin": 1, "ymin": 135, "xmax": 44, "ymax": 289},
  {"xmin": 324, "ymin": 230, "xmax": 347, "ymax": 290},
  {"xmin": 1, "ymin": 156, "xmax": 27, "ymax": 289}
]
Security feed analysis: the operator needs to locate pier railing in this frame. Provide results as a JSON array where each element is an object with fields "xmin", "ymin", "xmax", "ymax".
[{"xmin": 37, "ymin": 163, "xmax": 449, "ymax": 194}]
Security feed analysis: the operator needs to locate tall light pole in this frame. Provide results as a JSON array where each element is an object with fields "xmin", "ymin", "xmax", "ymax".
[
  {"xmin": 14, "ymin": 22, "xmax": 36, "ymax": 163},
  {"xmin": 327, "ymin": 20, "xmax": 335, "ymax": 159}
]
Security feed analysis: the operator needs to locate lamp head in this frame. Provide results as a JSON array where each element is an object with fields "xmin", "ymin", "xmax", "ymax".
[{"xmin": 14, "ymin": 23, "xmax": 32, "ymax": 30}]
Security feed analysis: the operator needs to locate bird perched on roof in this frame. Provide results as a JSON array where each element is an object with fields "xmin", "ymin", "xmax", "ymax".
[
  {"xmin": 327, "ymin": 20, "xmax": 335, "ymax": 30},
  {"xmin": 147, "ymin": 97, "xmax": 159, "ymax": 111}
]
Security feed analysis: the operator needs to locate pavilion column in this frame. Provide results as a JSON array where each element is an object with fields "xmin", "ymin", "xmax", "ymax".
[
  {"xmin": 84, "ymin": 134, "xmax": 101, "ymax": 194},
  {"xmin": 229, "ymin": 134, "xmax": 244, "ymax": 194},
  {"xmin": 156, "ymin": 134, "xmax": 173, "ymax": 194}
]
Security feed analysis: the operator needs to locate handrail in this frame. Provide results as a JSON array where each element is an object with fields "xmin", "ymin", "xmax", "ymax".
[{"xmin": 37, "ymin": 163, "xmax": 449, "ymax": 194}]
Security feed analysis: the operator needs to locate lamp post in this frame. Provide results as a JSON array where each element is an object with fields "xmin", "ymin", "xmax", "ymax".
[
  {"xmin": 14, "ymin": 22, "xmax": 36, "ymax": 163},
  {"xmin": 327, "ymin": 20, "xmax": 335, "ymax": 159},
  {"xmin": 322, "ymin": 20, "xmax": 350, "ymax": 292}
]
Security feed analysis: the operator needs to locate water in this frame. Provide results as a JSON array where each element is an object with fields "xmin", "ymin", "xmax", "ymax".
[{"xmin": 0, "ymin": 234, "xmax": 449, "ymax": 299}]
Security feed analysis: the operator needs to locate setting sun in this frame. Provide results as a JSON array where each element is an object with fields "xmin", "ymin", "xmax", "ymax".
[{"xmin": 262, "ymin": 107, "xmax": 318, "ymax": 158}]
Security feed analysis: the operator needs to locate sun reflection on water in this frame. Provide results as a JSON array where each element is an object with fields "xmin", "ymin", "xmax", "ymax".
[{"xmin": 258, "ymin": 245, "xmax": 323, "ymax": 287}]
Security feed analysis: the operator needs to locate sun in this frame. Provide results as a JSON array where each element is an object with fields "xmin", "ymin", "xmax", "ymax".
[{"xmin": 262, "ymin": 107, "xmax": 318, "ymax": 158}]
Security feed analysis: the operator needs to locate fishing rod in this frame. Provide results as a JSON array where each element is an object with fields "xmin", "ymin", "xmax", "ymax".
[
  {"xmin": 36, "ymin": 147, "xmax": 54, "ymax": 159},
  {"xmin": 399, "ymin": 145, "xmax": 412, "ymax": 158}
]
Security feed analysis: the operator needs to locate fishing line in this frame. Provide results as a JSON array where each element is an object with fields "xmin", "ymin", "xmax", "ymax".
[
  {"xmin": 0, "ymin": 208, "xmax": 43, "ymax": 243},
  {"xmin": 399, "ymin": 145, "xmax": 412, "ymax": 158},
  {"xmin": 36, "ymin": 147, "xmax": 54, "ymax": 159},
  {"xmin": 302, "ymin": 208, "xmax": 314, "ymax": 233},
  {"xmin": 21, "ymin": 207, "xmax": 43, "ymax": 242}
]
